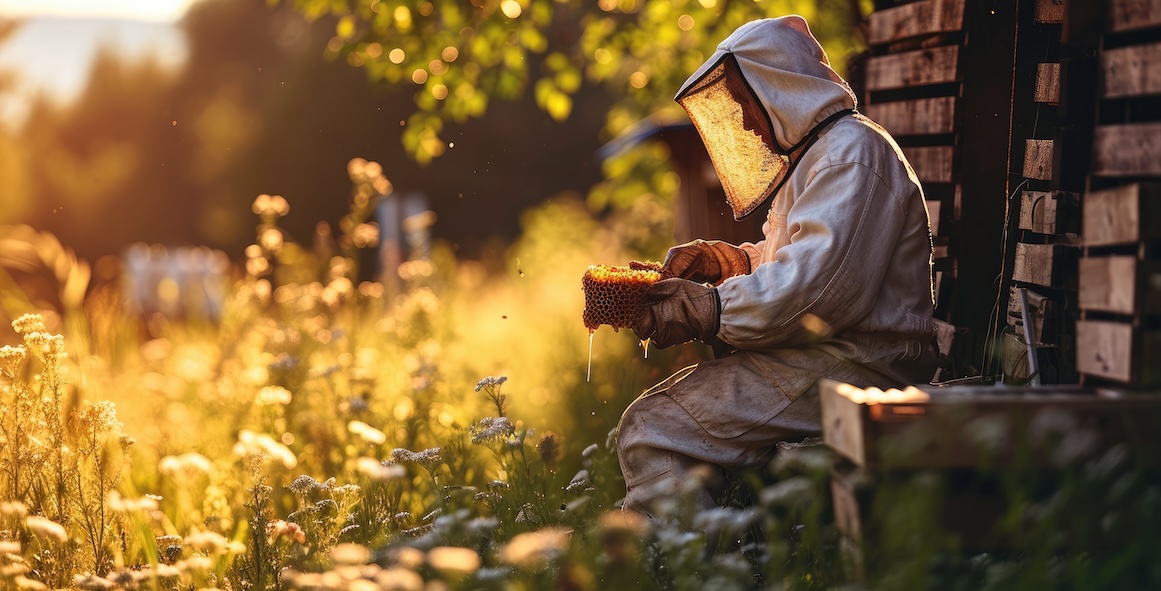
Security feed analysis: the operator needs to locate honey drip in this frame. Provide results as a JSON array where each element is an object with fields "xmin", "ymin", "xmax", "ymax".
[{"xmin": 587, "ymin": 330, "xmax": 595, "ymax": 382}]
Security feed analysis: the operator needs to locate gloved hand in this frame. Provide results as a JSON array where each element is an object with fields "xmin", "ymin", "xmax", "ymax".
[
  {"xmin": 662, "ymin": 240, "xmax": 751, "ymax": 286},
  {"xmin": 631, "ymin": 278, "xmax": 721, "ymax": 349}
]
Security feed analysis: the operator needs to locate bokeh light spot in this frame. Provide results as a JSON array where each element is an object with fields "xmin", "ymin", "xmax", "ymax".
[
  {"xmin": 412, "ymin": 69, "xmax": 428, "ymax": 84},
  {"xmin": 500, "ymin": 0, "xmax": 522, "ymax": 18},
  {"xmin": 389, "ymin": 48, "xmax": 405, "ymax": 64}
]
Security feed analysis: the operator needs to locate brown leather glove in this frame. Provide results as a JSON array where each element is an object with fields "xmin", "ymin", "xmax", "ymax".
[
  {"xmin": 631, "ymin": 278, "xmax": 721, "ymax": 349},
  {"xmin": 662, "ymin": 240, "xmax": 751, "ymax": 286}
]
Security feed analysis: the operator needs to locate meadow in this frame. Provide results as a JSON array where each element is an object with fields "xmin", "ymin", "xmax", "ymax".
[{"xmin": 1, "ymin": 159, "xmax": 1159, "ymax": 591}]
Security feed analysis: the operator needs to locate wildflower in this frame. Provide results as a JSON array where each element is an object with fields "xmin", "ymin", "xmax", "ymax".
[
  {"xmin": 488, "ymin": 479, "xmax": 510, "ymax": 490},
  {"xmin": 14, "ymin": 576, "xmax": 48, "ymax": 590},
  {"xmin": 537, "ymin": 432, "xmax": 560, "ymax": 471},
  {"xmin": 759, "ymin": 476, "xmax": 816, "ymax": 509},
  {"xmin": 474, "ymin": 375, "xmax": 507, "ymax": 392},
  {"xmin": 267, "ymin": 520, "xmax": 307, "ymax": 544},
  {"xmin": 78, "ymin": 401, "xmax": 122, "ymax": 436},
  {"xmin": 597, "ymin": 510, "xmax": 650, "ymax": 539},
  {"xmin": 389, "ymin": 546, "xmax": 425, "ymax": 569},
  {"xmin": 11, "ymin": 313, "xmax": 46, "ymax": 335},
  {"xmin": 390, "ymin": 447, "xmax": 442, "ymax": 468},
  {"xmin": 25, "ymin": 515, "xmax": 67, "ymax": 543},
  {"xmin": 331, "ymin": 543, "xmax": 370, "ymax": 565},
  {"xmin": 348, "ymin": 420, "xmax": 387, "ymax": 445},
  {"xmin": 158, "ymin": 452, "xmax": 213, "ymax": 477},
  {"xmin": 470, "ymin": 417, "xmax": 514, "ymax": 444},
  {"xmin": 72, "ymin": 574, "xmax": 115, "ymax": 590},
  {"xmin": 427, "ymin": 546, "xmax": 480, "ymax": 574},
  {"xmin": 565, "ymin": 470, "xmax": 590, "ymax": 493},
  {"xmin": 233, "ymin": 430, "xmax": 297, "ymax": 469},
  {"xmin": 499, "ymin": 527, "xmax": 570, "ymax": 568},
  {"xmin": 23, "ymin": 332, "xmax": 64, "ymax": 360},
  {"xmin": 256, "ymin": 385, "xmax": 292, "ymax": 406},
  {"xmin": 352, "ymin": 223, "xmax": 379, "ymax": 248},
  {"xmin": 374, "ymin": 567, "xmax": 423, "ymax": 591},
  {"xmin": 251, "ymin": 193, "xmax": 290, "ymax": 217},
  {"xmin": 1, "ymin": 501, "xmax": 28, "ymax": 517},
  {"xmin": 106, "ymin": 491, "xmax": 159, "ymax": 513},
  {"xmin": 0, "ymin": 345, "xmax": 26, "ymax": 373},
  {"xmin": 356, "ymin": 457, "xmax": 406, "ymax": 482},
  {"xmin": 288, "ymin": 475, "xmax": 323, "ymax": 495},
  {"xmin": 184, "ymin": 531, "xmax": 230, "ymax": 554},
  {"xmin": 581, "ymin": 443, "xmax": 600, "ymax": 459}
]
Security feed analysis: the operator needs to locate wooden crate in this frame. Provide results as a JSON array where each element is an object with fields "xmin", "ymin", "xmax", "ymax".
[
  {"xmin": 866, "ymin": 96, "xmax": 956, "ymax": 136},
  {"xmin": 1034, "ymin": 62, "xmax": 1061, "ymax": 105},
  {"xmin": 1109, "ymin": 0, "xmax": 1161, "ymax": 32},
  {"xmin": 1078, "ymin": 255, "xmax": 1161, "ymax": 315},
  {"xmin": 866, "ymin": 45, "xmax": 959, "ymax": 91},
  {"xmin": 868, "ymin": 0, "xmax": 966, "ymax": 46},
  {"xmin": 902, "ymin": 146, "xmax": 954, "ymax": 183},
  {"xmin": 1083, "ymin": 183, "xmax": 1161, "ymax": 246},
  {"xmin": 1019, "ymin": 190, "xmax": 1078, "ymax": 234},
  {"xmin": 1093, "ymin": 123, "xmax": 1161, "ymax": 177},
  {"xmin": 1023, "ymin": 139, "xmax": 1055, "ymax": 181},
  {"xmin": 819, "ymin": 379, "xmax": 1161, "ymax": 471},
  {"xmin": 1100, "ymin": 41, "xmax": 1161, "ymax": 98},
  {"xmin": 1012, "ymin": 242, "xmax": 1075, "ymax": 288},
  {"xmin": 1076, "ymin": 320, "xmax": 1161, "ymax": 385}
]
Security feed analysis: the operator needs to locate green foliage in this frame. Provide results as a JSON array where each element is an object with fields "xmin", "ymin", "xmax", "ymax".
[{"xmin": 279, "ymin": 0, "xmax": 872, "ymax": 162}]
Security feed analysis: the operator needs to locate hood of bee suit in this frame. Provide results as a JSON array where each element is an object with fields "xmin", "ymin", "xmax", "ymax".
[{"xmin": 675, "ymin": 16, "xmax": 857, "ymax": 219}]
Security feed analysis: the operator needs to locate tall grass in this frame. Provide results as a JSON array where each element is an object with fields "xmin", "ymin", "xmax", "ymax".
[{"xmin": 0, "ymin": 159, "xmax": 1157, "ymax": 590}]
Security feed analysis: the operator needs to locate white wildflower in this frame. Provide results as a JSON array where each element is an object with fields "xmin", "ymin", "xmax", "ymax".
[
  {"xmin": 499, "ymin": 527, "xmax": 570, "ymax": 568},
  {"xmin": 256, "ymin": 385, "xmax": 292, "ymax": 406},
  {"xmin": 25, "ymin": 515, "xmax": 67, "ymax": 543},
  {"xmin": 427, "ymin": 546, "xmax": 480, "ymax": 574}
]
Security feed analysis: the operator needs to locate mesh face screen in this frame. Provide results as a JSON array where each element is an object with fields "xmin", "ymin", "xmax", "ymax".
[{"xmin": 678, "ymin": 58, "xmax": 786, "ymax": 220}]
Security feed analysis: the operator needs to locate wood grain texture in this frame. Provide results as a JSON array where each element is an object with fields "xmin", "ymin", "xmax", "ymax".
[
  {"xmin": 868, "ymin": 0, "xmax": 966, "ymax": 45},
  {"xmin": 1035, "ymin": 0, "xmax": 1065, "ymax": 23},
  {"xmin": 902, "ymin": 146, "xmax": 954, "ymax": 183},
  {"xmin": 1110, "ymin": 0, "xmax": 1161, "ymax": 31},
  {"xmin": 1034, "ymin": 63, "xmax": 1061, "ymax": 104},
  {"xmin": 1076, "ymin": 320, "xmax": 1134, "ymax": 383},
  {"xmin": 1023, "ymin": 139, "xmax": 1055, "ymax": 181},
  {"xmin": 1078, "ymin": 256, "xmax": 1137, "ymax": 314},
  {"xmin": 867, "ymin": 45, "xmax": 959, "ymax": 91},
  {"xmin": 1093, "ymin": 123, "xmax": 1161, "ymax": 177},
  {"xmin": 866, "ymin": 97, "xmax": 956, "ymax": 136},
  {"xmin": 1101, "ymin": 42, "xmax": 1161, "ymax": 98}
]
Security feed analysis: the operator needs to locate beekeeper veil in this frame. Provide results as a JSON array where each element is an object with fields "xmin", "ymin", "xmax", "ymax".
[{"xmin": 676, "ymin": 16, "xmax": 857, "ymax": 220}]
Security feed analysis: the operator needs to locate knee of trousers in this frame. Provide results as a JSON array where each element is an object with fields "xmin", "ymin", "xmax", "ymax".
[{"xmin": 615, "ymin": 394, "xmax": 686, "ymax": 487}]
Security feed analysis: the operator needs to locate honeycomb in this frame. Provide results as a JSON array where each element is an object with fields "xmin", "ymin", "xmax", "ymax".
[{"xmin": 582, "ymin": 261, "xmax": 666, "ymax": 331}]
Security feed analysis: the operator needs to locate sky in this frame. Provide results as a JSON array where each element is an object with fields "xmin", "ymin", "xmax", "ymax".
[{"xmin": 0, "ymin": 0, "xmax": 197, "ymax": 127}]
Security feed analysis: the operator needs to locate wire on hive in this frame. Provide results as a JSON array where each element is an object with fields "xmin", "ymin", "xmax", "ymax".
[{"xmin": 581, "ymin": 261, "xmax": 667, "ymax": 332}]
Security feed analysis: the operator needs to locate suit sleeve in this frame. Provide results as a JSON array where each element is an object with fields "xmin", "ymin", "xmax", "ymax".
[{"xmin": 714, "ymin": 161, "xmax": 907, "ymax": 349}]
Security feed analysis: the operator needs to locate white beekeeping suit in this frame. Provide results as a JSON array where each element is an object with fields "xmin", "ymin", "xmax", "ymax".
[{"xmin": 619, "ymin": 16, "xmax": 937, "ymax": 515}]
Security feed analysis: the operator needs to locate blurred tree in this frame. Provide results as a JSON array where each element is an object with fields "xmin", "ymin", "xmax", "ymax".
[
  {"xmin": 10, "ymin": 0, "xmax": 615, "ymax": 262},
  {"xmin": 278, "ymin": 0, "xmax": 871, "ymax": 170},
  {"xmin": 0, "ymin": 20, "xmax": 32, "ymax": 223}
]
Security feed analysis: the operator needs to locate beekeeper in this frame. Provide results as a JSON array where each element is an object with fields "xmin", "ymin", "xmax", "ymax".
[{"xmin": 618, "ymin": 16, "xmax": 937, "ymax": 514}]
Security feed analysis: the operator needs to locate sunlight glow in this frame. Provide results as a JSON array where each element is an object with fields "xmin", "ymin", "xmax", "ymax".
[{"xmin": 0, "ymin": 0, "xmax": 200, "ymax": 22}]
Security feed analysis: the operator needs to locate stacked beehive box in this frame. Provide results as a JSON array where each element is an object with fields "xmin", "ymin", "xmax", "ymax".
[
  {"xmin": 863, "ymin": 0, "xmax": 964, "ymax": 326},
  {"xmin": 1075, "ymin": 1, "xmax": 1161, "ymax": 386}
]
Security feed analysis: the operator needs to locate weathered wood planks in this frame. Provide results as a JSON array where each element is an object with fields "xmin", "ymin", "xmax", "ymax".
[
  {"xmin": 1023, "ymin": 139, "xmax": 1055, "ymax": 181},
  {"xmin": 1083, "ymin": 183, "xmax": 1161, "ymax": 245},
  {"xmin": 1093, "ymin": 123, "xmax": 1161, "ymax": 177},
  {"xmin": 1035, "ymin": 62, "xmax": 1061, "ymax": 104},
  {"xmin": 902, "ymin": 146, "xmax": 954, "ymax": 183},
  {"xmin": 866, "ymin": 96, "xmax": 956, "ymax": 136},
  {"xmin": 1101, "ymin": 42, "xmax": 1161, "ymax": 98},
  {"xmin": 868, "ymin": 0, "xmax": 966, "ymax": 45},
  {"xmin": 1110, "ymin": 0, "xmax": 1161, "ymax": 32},
  {"xmin": 867, "ymin": 45, "xmax": 959, "ymax": 91}
]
